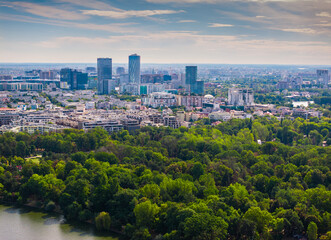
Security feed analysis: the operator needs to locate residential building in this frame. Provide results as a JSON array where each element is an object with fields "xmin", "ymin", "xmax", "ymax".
[
  {"xmin": 317, "ymin": 69, "xmax": 329, "ymax": 88},
  {"xmin": 228, "ymin": 88, "xmax": 254, "ymax": 106}
]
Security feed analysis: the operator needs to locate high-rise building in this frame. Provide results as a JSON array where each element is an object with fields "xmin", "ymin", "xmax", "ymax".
[
  {"xmin": 97, "ymin": 58, "xmax": 112, "ymax": 95},
  {"xmin": 317, "ymin": 69, "xmax": 329, "ymax": 88},
  {"xmin": 185, "ymin": 66, "xmax": 204, "ymax": 95},
  {"xmin": 129, "ymin": 54, "xmax": 141, "ymax": 84},
  {"xmin": 116, "ymin": 67, "xmax": 125, "ymax": 75},
  {"xmin": 60, "ymin": 68, "xmax": 87, "ymax": 90},
  {"xmin": 185, "ymin": 66, "xmax": 197, "ymax": 86}
]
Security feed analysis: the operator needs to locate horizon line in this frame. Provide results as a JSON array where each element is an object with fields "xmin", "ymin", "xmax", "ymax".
[{"xmin": 0, "ymin": 62, "xmax": 331, "ymax": 67}]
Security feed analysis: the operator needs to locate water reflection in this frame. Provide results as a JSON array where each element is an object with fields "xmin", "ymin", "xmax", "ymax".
[{"xmin": 0, "ymin": 205, "xmax": 121, "ymax": 240}]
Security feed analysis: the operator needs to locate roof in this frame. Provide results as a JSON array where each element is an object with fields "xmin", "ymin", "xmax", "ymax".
[{"xmin": 0, "ymin": 108, "xmax": 16, "ymax": 111}]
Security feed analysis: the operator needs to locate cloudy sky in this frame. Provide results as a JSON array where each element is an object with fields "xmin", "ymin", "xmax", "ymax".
[{"xmin": 0, "ymin": 0, "xmax": 331, "ymax": 64}]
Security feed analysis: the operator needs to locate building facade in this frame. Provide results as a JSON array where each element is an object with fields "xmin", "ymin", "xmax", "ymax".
[
  {"xmin": 317, "ymin": 69, "xmax": 329, "ymax": 88},
  {"xmin": 129, "ymin": 54, "xmax": 141, "ymax": 85},
  {"xmin": 228, "ymin": 88, "xmax": 254, "ymax": 106},
  {"xmin": 97, "ymin": 58, "xmax": 112, "ymax": 95},
  {"xmin": 185, "ymin": 66, "xmax": 204, "ymax": 95}
]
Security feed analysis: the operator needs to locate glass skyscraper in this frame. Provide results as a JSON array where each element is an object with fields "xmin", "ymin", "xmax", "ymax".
[
  {"xmin": 129, "ymin": 54, "xmax": 141, "ymax": 84},
  {"xmin": 97, "ymin": 58, "xmax": 112, "ymax": 95},
  {"xmin": 185, "ymin": 66, "xmax": 204, "ymax": 95}
]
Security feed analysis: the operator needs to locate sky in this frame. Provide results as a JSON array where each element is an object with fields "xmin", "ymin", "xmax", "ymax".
[{"xmin": 0, "ymin": 0, "xmax": 331, "ymax": 64}]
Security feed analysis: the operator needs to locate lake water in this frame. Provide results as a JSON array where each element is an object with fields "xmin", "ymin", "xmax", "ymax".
[{"xmin": 0, "ymin": 205, "xmax": 121, "ymax": 240}]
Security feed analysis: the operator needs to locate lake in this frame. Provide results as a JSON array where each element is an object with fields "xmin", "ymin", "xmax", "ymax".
[{"xmin": 0, "ymin": 205, "xmax": 121, "ymax": 240}]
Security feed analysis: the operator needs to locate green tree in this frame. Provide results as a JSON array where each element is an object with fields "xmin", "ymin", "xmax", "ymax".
[
  {"xmin": 134, "ymin": 200, "xmax": 160, "ymax": 228},
  {"xmin": 95, "ymin": 212, "xmax": 111, "ymax": 231},
  {"xmin": 307, "ymin": 222, "xmax": 318, "ymax": 240},
  {"xmin": 183, "ymin": 212, "xmax": 228, "ymax": 240}
]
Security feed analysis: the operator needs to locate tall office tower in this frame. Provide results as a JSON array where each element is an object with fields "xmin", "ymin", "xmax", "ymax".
[
  {"xmin": 116, "ymin": 67, "xmax": 125, "ymax": 75},
  {"xmin": 129, "ymin": 54, "xmax": 141, "ymax": 84},
  {"xmin": 185, "ymin": 66, "xmax": 204, "ymax": 94},
  {"xmin": 185, "ymin": 66, "xmax": 197, "ymax": 86},
  {"xmin": 317, "ymin": 69, "xmax": 329, "ymax": 88},
  {"xmin": 97, "ymin": 58, "xmax": 112, "ymax": 95}
]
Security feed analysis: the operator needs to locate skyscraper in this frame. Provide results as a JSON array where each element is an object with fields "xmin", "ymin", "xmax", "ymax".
[
  {"xmin": 97, "ymin": 58, "xmax": 112, "ymax": 95},
  {"xmin": 185, "ymin": 66, "xmax": 204, "ymax": 95},
  {"xmin": 129, "ymin": 54, "xmax": 141, "ymax": 84}
]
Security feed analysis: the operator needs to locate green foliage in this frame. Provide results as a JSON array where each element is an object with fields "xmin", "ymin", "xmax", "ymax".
[
  {"xmin": 307, "ymin": 222, "xmax": 318, "ymax": 240},
  {"xmin": 0, "ymin": 118, "xmax": 330, "ymax": 239},
  {"xmin": 95, "ymin": 212, "xmax": 111, "ymax": 231},
  {"xmin": 134, "ymin": 200, "xmax": 160, "ymax": 228}
]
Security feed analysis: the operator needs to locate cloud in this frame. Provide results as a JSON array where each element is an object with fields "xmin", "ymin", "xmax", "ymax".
[
  {"xmin": 315, "ymin": 22, "xmax": 331, "ymax": 27},
  {"xmin": 56, "ymin": 0, "xmax": 119, "ymax": 11},
  {"xmin": 34, "ymin": 32, "xmax": 331, "ymax": 65},
  {"xmin": 146, "ymin": 0, "xmax": 300, "ymax": 3},
  {"xmin": 0, "ymin": 14, "xmax": 136, "ymax": 33},
  {"xmin": 281, "ymin": 28, "xmax": 316, "ymax": 34},
  {"xmin": 209, "ymin": 23, "xmax": 233, "ymax": 27},
  {"xmin": 178, "ymin": 20, "xmax": 197, "ymax": 23},
  {"xmin": 4, "ymin": 1, "xmax": 85, "ymax": 20},
  {"xmin": 316, "ymin": 12, "xmax": 331, "ymax": 17},
  {"xmin": 81, "ymin": 9, "xmax": 185, "ymax": 18}
]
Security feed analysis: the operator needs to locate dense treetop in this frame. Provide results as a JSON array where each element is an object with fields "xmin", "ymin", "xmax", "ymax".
[{"xmin": 0, "ymin": 116, "xmax": 330, "ymax": 240}]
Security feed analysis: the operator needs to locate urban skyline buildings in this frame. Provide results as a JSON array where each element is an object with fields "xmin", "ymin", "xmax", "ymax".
[
  {"xmin": 129, "ymin": 54, "xmax": 141, "ymax": 85},
  {"xmin": 60, "ymin": 68, "xmax": 88, "ymax": 90},
  {"xmin": 97, "ymin": 58, "xmax": 112, "ymax": 95},
  {"xmin": 185, "ymin": 66, "xmax": 204, "ymax": 95},
  {"xmin": 317, "ymin": 69, "xmax": 329, "ymax": 88}
]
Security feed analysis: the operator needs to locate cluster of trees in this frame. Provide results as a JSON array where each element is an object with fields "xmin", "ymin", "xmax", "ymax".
[{"xmin": 0, "ymin": 116, "xmax": 330, "ymax": 240}]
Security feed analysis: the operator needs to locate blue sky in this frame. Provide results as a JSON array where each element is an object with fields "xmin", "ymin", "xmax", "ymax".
[{"xmin": 0, "ymin": 0, "xmax": 331, "ymax": 64}]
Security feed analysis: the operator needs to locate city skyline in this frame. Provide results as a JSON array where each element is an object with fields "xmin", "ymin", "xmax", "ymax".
[{"xmin": 0, "ymin": 0, "xmax": 331, "ymax": 65}]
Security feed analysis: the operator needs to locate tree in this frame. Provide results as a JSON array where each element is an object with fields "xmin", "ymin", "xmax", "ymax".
[
  {"xmin": 134, "ymin": 200, "xmax": 160, "ymax": 228},
  {"xmin": 307, "ymin": 222, "xmax": 318, "ymax": 240},
  {"xmin": 252, "ymin": 122, "xmax": 269, "ymax": 142},
  {"xmin": 243, "ymin": 207, "xmax": 273, "ymax": 234},
  {"xmin": 95, "ymin": 212, "xmax": 111, "ymax": 231},
  {"xmin": 191, "ymin": 162, "xmax": 204, "ymax": 180},
  {"xmin": 140, "ymin": 184, "xmax": 160, "ymax": 202},
  {"xmin": 16, "ymin": 141, "xmax": 28, "ymax": 157},
  {"xmin": 183, "ymin": 212, "xmax": 228, "ymax": 240}
]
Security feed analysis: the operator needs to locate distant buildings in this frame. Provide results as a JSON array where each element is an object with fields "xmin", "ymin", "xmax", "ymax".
[
  {"xmin": 97, "ymin": 58, "xmax": 112, "ymax": 95},
  {"xmin": 185, "ymin": 66, "xmax": 204, "ymax": 95},
  {"xmin": 40, "ymin": 70, "xmax": 57, "ymax": 80},
  {"xmin": 142, "ymin": 92, "xmax": 177, "ymax": 108},
  {"xmin": 60, "ymin": 68, "xmax": 88, "ymax": 90},
  {"xmin": 317, "ymin": 69, "xmax": 329, "ymax": 88},
  {"xmin": 228, "ymin": 88, "xmax": 254, "ymax": 106},
  {"xmin": 0, "ymin": 82, "xmax": 42, "ymax": 91},
  {"xmin": 116, "ymin": 67, "xmax": 125, "ymax": 75},
  {"xmin": 178, "ymin": 95, "xmax": 203, "ymax": 108},
  {"xmin": 86, "ymin": 67, "xmax": 96, "ymax": 73},
  {"xmin": 277, "ymin": 76, "xmax": 303, "ymax": 90}
]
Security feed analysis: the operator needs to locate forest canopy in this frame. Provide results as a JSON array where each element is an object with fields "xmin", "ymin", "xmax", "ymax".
[{"xmin": 0, "ymin": 116, "xmax": 330, "ymax": 240}]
